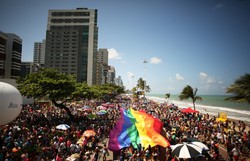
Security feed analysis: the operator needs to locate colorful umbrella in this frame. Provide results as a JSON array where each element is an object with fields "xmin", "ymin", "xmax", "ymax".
[
  {"xmin": 83, "ymin": 130, "xmax": 96, "ymax": 138},
  {"xmin": 87, "ymin": 113, "xmax": 97, "ymax": 119},
  {"xmin": 99, "ymin": 106, "xmax": 107, "ymax": 110},
  {"xmin": 96, "ymin": 110, "xmax": 107, "ymax": 115}
]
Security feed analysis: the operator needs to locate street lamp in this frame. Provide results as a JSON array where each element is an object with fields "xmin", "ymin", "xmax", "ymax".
[{"xmin": 142, "ymin": 59, "xmax": 148, "ymax": 100}]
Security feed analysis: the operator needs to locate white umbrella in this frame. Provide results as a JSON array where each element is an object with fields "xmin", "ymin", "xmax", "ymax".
[
  {"xmin": 171, "ymin": 142, "xmax": 202, "ymax": 158},
  {"xmin": 56, "ymin": 124, "xmax": 70, "ymax": 130},
  {"xmin": 190, "ymin": 141, "xmax": 209, "ymax": 151}
]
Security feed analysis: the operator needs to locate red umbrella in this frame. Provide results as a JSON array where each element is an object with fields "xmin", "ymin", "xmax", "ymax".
[{"xmin": 181, "ymin": 107, "xmax": 199, "ymax": 113}]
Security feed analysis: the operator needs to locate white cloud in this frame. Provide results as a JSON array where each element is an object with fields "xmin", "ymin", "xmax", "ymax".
[
  {"xmin": 176, "ymin": 74, "xmax": 184, "ymax": 81},
  {"xmin": 199, "ymin": 72, "xmax": 216, "ymax": 84},
  {"xmin": 108, "ymin": 48, "xmax": 122, "ymax": 60},
  {"xmin": 199, "ymin": 72, "xmax": 207, "ymax": 79},
  {"xmin": 213, "ymin": 4, "xmax": 224, "ymax": 11},
  {"xmin": 150, "ymin": 57, "xmax": 162, "ymax": 64}
]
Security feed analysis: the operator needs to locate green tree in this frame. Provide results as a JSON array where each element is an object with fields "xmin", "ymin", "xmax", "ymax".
[
  {"xmin": 16, "ymin": 68, "xmax": 85, "ymax": 121},
  {"xmin": 179, "ymin": 85, "xmax": 202, "ymax": 110},
  {"xmin": 90, "ymin": 83, "xmax": 124, "ymax": 101},
  {"xmin": 225, "ymin": 73, "xmax": 250, "ymax": 103}
]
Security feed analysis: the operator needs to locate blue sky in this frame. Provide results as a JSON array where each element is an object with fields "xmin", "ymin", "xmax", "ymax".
[{"xmin": 1, "ymin": 0, "xmax": 250, "ymax": 95}]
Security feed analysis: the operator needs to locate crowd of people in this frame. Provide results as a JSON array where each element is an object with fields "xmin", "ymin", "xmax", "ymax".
[{"xmin": 0, "ymin": 95, "xmax": 249, "ymax": 161}]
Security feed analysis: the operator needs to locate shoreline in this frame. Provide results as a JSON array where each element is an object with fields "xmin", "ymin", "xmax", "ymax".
[
  {"xmin": 146, "ymin": 96, "xmax": 250, "ymax": 126},
  {"xmin": 146, "ymin": 96, "xmax": 250, "ymax": 132}
]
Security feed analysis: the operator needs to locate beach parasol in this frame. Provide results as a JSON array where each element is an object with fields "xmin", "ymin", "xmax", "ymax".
[
  {"xmin": 171, "ymin": 142, "xmax": 202, "ymax": 158},
  {"xmin": 83, "ymin": 130, "xmax": 96, "ymax": 138},
  {"xmin": 56, "ymin": 124, "xmax": 70, "ymax": 130}
]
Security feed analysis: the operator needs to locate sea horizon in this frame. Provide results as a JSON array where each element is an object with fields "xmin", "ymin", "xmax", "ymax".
[{"xmin": 146, "ymin": 93, "xmax": 250, "ymax": 123}]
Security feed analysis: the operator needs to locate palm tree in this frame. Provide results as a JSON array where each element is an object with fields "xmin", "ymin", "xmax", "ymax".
[
  {"xmin": 225, "ymin": 73, "xmax": 250, "ymax": 103},
  {"xmin": 165, "ymin": 93, "xmax": 170, "ymax": 99},
  {"xmin": 179, "ymin": 85, "xmax": 202, "ymax": 110},
  {"xmin": 137, "ymin": 78, "xmax": 145, "ymax": 91}
]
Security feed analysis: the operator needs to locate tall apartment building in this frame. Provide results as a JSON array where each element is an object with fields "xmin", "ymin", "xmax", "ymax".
[
  {"xmin": 33, "ymin": 40, "xmax": 46, "ymax": 66},
  {"xmin": 0, "ymin": 31, "xmax": 22, "ymax": 79},
  {"xmin": 0, "ymin": 31, "xmax": 7, "ymax": 78},
  {"xmin": 96, "ymin": 48, "xmax": 108, "ymax": 85},
  {"xmin": 20, "ymin": 62, "xmax": 33, "ymax": 78},
  {"xmin": 115, "ymin": 75, "xmax": 124, "ymax": 87},
  {"xmin": 45, "ymin": 8, "xmax": 98, "ymax": 85},
  {"xmin": 107, "ymin": 66, "xmax": 116, "ymax": 84}
]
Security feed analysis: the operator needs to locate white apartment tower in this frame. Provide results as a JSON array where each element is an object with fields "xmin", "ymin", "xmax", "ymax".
[
  {"xmin": 33, "ymin": 40, "xmax": 46, "ymax": 66},
  {"xmin": 45, "ymin": 8, "xmax": 98, "ymax": 85}
]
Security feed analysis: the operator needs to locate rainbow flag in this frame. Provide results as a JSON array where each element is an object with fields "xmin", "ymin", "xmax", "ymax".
[{"xmin": 108, "ymin": 108, "xmax": 169, "ymax": 151}]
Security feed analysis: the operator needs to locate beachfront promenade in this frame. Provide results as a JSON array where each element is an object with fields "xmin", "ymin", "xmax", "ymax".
[{"xmin": 0, "ymin": 95, "xmax": 249, "ymax": 160}]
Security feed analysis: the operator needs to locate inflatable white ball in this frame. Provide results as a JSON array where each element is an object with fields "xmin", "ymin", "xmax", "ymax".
[{"xmin": 0, "ymin": 82, "xmax": 23, "ymax": 125}]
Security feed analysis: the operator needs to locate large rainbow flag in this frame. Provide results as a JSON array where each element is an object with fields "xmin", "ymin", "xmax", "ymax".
[{"xmin": 108, "ymin": 108, "xmax": 170, "ymax": 151}]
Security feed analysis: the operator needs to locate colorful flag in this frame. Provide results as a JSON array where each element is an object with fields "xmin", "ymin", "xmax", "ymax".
[{"xmin": 108, "ymin": 108, "xmax": 169, "ymax": 151}]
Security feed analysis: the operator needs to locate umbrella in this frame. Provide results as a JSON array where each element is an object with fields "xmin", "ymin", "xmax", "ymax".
[
  {"xmin": 171, "ymin": 142, "xmax": 202, "ymax": 158},
  {"xmin": 87, "ymin": 113, "xmax": 97, "ymax": 119},
  {"xmin": 83, "ymin": 130, "xmax": 96, "ymax": 138},
  {"xmin": 96, "ymin": 110, "xmax": 107, "ymax": 115},
  {"xmin": 56, "ymin": 124, "xmax": 70, "ymax": 130},
  {"xmin": 191, "ymin": 141, "xmax": 209, "ymax": 151},
  {"xmin": 99, "ymin": 106, "xmax": 107, "ymax": 110},
  {"xmin": 82, "ymin": 105, "xmax": 92, "ymax": 111}
]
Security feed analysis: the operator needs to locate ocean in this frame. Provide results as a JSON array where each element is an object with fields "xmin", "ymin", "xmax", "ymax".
[{"xmin": 146, "ymin": 94, "xmax": 250, "ymax": 123}]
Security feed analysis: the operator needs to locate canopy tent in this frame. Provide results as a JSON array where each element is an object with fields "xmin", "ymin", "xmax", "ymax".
[{"xmin": 181, "ymin": 107, "xmax": 199, "ymax": 113}]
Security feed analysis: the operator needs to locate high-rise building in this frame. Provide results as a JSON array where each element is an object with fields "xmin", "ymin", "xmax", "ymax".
[
  {"xmin": 96, "ymin": 48, "xmax": 108, "ymax": 85},
  {"xmin": 33, "ymin": 39, "xmax": 46, "ymax": 66},
  {"xmin": 0, "ymin": 31, "xmax": 7, "ymax": 78},
  {"xmin": 0, "ymin": 31, "xmax": 22, "ymax": 79},
  {"xmin": 115, "ymin": 75, "xmax": 124, "ymax": 87},
  {"xmin": 20, "ymin": 62, "xmax": 33, "ymax": 78},
  {"xmin": 107, "ymin": 66, "xmax": 116, "ymax": 84},
  {"xmin": 44, "ymin": 8, "xmax": 98, "ymax": 86}
]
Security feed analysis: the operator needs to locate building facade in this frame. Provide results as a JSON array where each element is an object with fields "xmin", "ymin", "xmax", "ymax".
[
  {"xmin": 96, "ymin": 48, "xmax": 108, "ymax": 85},
  {"xmin": 107, "ymin": 66, "xmax": 116, "ymax": 84},
  {"xmin": 45, "ymin": 8, "xmax": 98, "ymax": 85},
  {"xmin": 33, "ymin": 40, "xmax": 46, "ymax": 66},
  {"xmin": 115, "ymin": 75, "xmax": 124, "ymax": 87},
  {"xmin": 0, "ymin": 31, "xmax": 22, "ymax": 79},
  {"xmin": 20, "ymin": 62, "xmax": 33, "ymax": 78},
  {"xmin": 0, "ymin": 31, "xmax": 7, "ymax": 78}
]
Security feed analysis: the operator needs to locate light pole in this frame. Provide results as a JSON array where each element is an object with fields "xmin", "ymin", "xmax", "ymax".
[{"xmin": 142, "ymin": 59, "xmax": 148, "ymax": 100}]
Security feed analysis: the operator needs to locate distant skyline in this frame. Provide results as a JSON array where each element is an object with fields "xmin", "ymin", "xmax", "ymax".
[{"xmin": 1, "ymin": 0, "xmax": 250, "ymax": 95}]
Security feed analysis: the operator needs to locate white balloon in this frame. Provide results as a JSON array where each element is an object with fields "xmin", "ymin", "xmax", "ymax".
[{"xmin": 0, "ymin": 82, "xmax": 23, "ymax": 125}]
